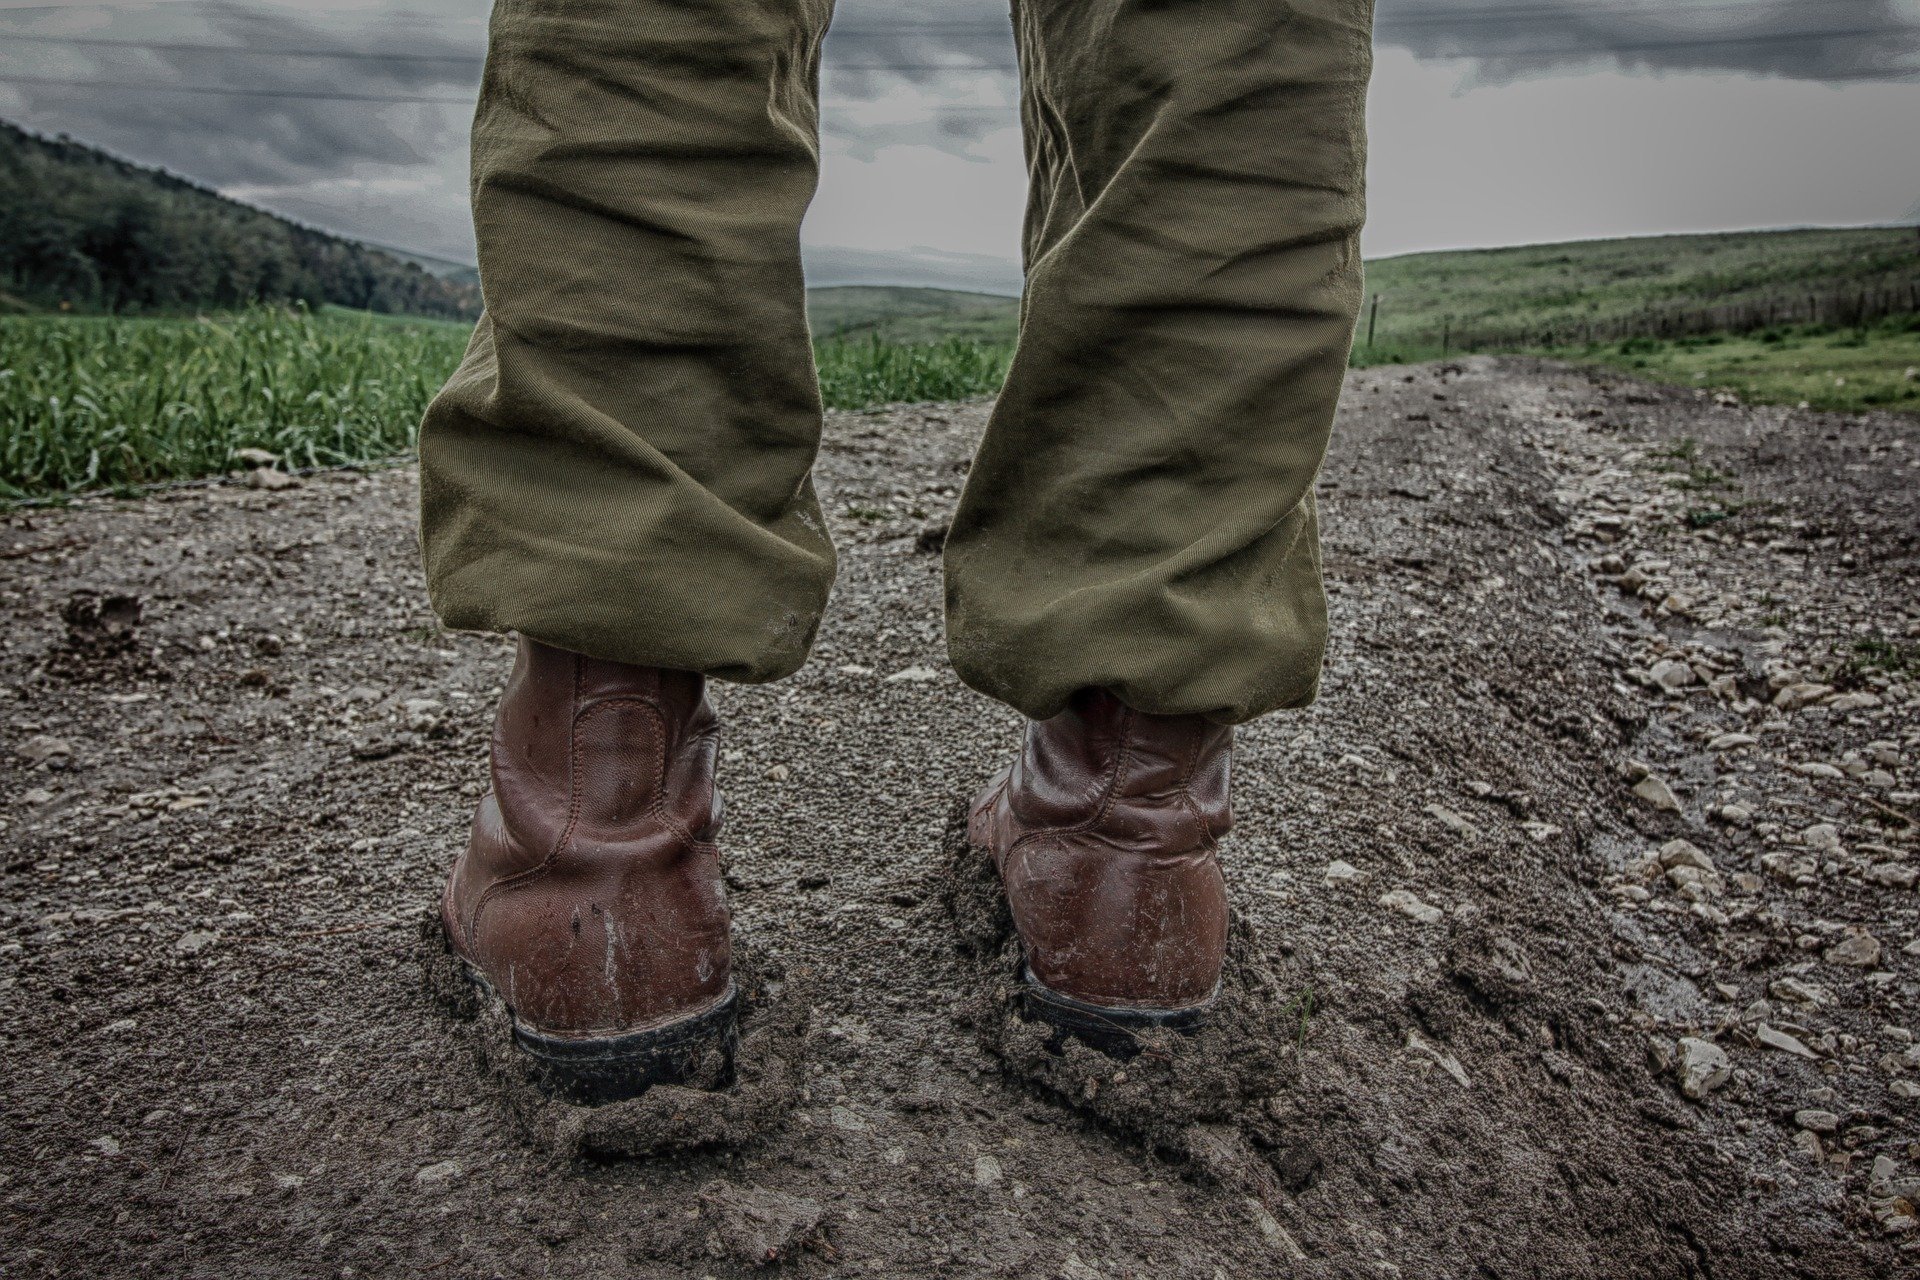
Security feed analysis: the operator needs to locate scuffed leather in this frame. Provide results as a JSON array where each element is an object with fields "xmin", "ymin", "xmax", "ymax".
[
  {"xmin": 970, "ymin": 689, "xmax": 1232, "ymax": 1010},
  {"xmin": 441, "ymin": 636, "xmax": 732, "ymax": 1039}
]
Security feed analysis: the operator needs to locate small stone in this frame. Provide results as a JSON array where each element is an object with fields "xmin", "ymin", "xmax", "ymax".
[
  {"xmin": 1658, "ymin": 839, "xmax": 1714, "ymax": 872},
  {"xmin": 836, "ymin": 663, "xmax": 873, "ymax": 676},
  {"xmin": 766, "ymin": 764, "xmax": 791, "ymax": 783},
  {"xmin": 1824, "ymin": 932, "xmax": 1882, "ymax": 968},
  {"xmin": 415, "ymin": 1159, "xmax": 461, "ymax": 1184},
  {"xmin": 1769, "ymin": 977, "xmax": 1831, "ymax": 1006},
  {"xmin": 1827, "ymin": 691, "xmax": 1882, "ymax": 712},
  {"xmin": 1773, "ymin": 682, "xmax": 1833, "ymax": 711},
  {"xmin": 1801, "ymin": 824, "xmax": 1843, "ymax": 852},
  {"xmin": 173, "ymin": 930, "xmax": 218, "ymax": 956},
  {"xmin": 246, "ymin": 466, "xmax": 299, "ymax": 491},
  {"xmin": 829, "ymin": 1104, "xmax": 869, "ymax": 1133},
  {"xmin": 17, "ymin": 735, "xmax": 71, "ymax": 765},
  {"xmin": 1632, "ymin": 775, "xmax": 1682, "ymax": 813},
  {"xmin": 232, "ymin": 447, "xmax": 279, "ymax": 467},
  {"xmin": 1323, "ymin": 860, "xmax": 1364, "ymax": 884},
  {"xmin": 1708, "ymin": 733, "xmax": 1757, "ymax": 751},
  {"xmin": 1794, "ymin": 1108, "xmax": 1840, "ymax": 1133},
  {"xmin": 1676, "ymin": 1037, "xmax": 1731, "ymax": 1099},
  {"xmin": 885, "ymin": 665, "xmax": 939, "ymax": 683},
  {"xmin": 1378, "ymin": 889, "xmax": 1443, "ymax": 925},
  {"xmin": 89, "ymin": 1135, "xmax": 121, "ymax": 1157},
  {"xmin": 1756, "ymin": 1024, "xmax": 1818, "ymax": 1059},
  {"xmin": 1866, "ymin": 863, "xmax": 1918, "ymax": 889},
  {"xmin": 1650, "ymin": 659, "xmax": 1695, "ymax": 690},
  {"xmin": 1714, "ymin": 802, "xmax": 1754, "ymax": 826},
  {"xmin": 1424, "ymin": 803, "xmax": 1476, "ymax": 835},
  {"xmin": 1794, "ymin": 762, "xmax": 1846, "ymax": 780},
  {"xmin": 973, "ymin": 1154, "xmax": 1003, "ymax": 1187}
]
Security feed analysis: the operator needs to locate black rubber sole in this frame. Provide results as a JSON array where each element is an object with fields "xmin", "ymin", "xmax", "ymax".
[
  {"xmin": 458, "ymin": 957, "xmax": 740, "ymax": 1105},
  {"xmin": 1019, "ymin": 968, "xmax": 1214, "ymax": 1060}
]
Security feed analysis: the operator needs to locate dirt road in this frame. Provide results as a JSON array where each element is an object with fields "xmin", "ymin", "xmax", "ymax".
[{"xmin": 3, "ymin": 358, "xmax": 1916, "ymax": 1277}]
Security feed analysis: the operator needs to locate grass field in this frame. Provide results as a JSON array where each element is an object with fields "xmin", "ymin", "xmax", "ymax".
[
  {"xmin": 1554, "ymin": 316, "xmax": 1920, "ymax": 415},
  {"xmin": 6, "ymin": 228, "xmax": 1917, "ymax": 499},
  {"xmin": 0, "ymin": 305, "xmax": 1014, "ymax": 499}
]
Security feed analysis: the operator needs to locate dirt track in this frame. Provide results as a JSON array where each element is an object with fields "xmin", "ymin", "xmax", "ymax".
[{"xmin": 3, "ymin": 357, "xmax": 1917, "ymax": 1278}]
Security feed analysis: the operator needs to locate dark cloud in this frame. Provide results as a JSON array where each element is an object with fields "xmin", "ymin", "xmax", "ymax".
[
  {"xmin": 1374, "ymin": 0, "xmax": 1920, "ymax": 84},
  {"xmin": 0, "ymin": 2, "xmax": 484, "ymax": 190}
]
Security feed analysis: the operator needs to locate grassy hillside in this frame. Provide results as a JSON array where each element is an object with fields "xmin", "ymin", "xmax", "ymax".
[
  {"xmin": 1355, "ymin": 225, "xmax": 1918, "ymax": 358},
  {"xmin": 807, "ymin": 285, "xmax": 1019, "ymax": 344},
  {"xmin": 0, "ymin": 120, "xmax": 479, "ymax": 319}
]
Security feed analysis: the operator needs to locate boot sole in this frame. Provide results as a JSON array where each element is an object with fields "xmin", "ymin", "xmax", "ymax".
[
  {"xmin": 455, "ymin": 955, "xmax": 740, "ymax": 1106},
  {"xmin": 1019, "ymin": 968, "xmax": 1216, "ymax": 1060}
]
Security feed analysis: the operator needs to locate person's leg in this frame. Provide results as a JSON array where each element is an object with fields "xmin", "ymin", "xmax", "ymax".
[
  {"xmin": 964, "ymin": 0, "xmax": 1373, "ymax": 1043},
  {"xmin": 421, "ymin": 0, "xmax": 836, "ymax": 681},
  {"xmin": 423, "ymin": 0, "xmax": 835, "ymax": 1101},
  {"xmin": 947, "ymin": 0, "xmax": 1372, "ymax": 726}
]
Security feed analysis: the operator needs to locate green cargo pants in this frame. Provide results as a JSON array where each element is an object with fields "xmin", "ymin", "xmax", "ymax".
[{"xmin": 420, "ymin": 0, "xmax": 1373, "ymax": 724}]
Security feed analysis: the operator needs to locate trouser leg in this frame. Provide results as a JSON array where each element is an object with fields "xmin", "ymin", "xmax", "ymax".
[
  {"xmin": 420, "ymin": 0, "xmax": 837, "ymax": 683},
  {"xmin": 944, "ymin": 0, "xmax": 1374, "ymax": 724}
]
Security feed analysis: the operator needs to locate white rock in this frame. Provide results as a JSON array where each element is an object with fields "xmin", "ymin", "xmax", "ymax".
[
  {"xmin": 1632, "ymin": 775, "xmax": 1682, "ymax": 813},
  {"xmin": 17, "ymin": 735, "xmax": 71, "ymax": 764},
  {"xmin": 1378, "ymin": 889, "xmax": 1443, "ymax": 925},
  {"xmin": 1800, "ymin": 824, "xmax": 1843, "ymax": 852},
  {"xmin": 173, "ymin": 930, "xmax": 218, "ymax": 956},
  {"xmin": 246, "ymin": 466, "xmax": 299, "ymax": 491},
  {"xmin": 1708, "ymin": 733, "xmax": 1757, "ymax": 751},
  {"xmin": 1827, "ymin": 692, "xmax": 1882, "ymax": 712},
  {"xmin": 1650, "ymin": 659, "xmax": 1695, "ymax": 690},
  {"xmin": 1756, "ymin": 1024, "xmax": 1818, "ymax": 1059},
  {"xmin": 1676, "ymin": 1037, "xmax": 1731, "ymax": 1099},
  {"xmin": 1794, "ymin": 1108, "xmax": 1840, "ymax": 1133},
  {"xmin": 415, "ymin": 1160, "xmax": 461, "ymax": 1184},
  {"xmin": 885, "ymin": 665, "xmax": 939, "ymax": 683},
  {"xmin": 1824, "ymin": 932, "xmax": 1883, "ymax": 968},
  {"xmin": 973, "ymin": 1154, "xmax": 1003, "ymax": 1187},
  {"xmin": 1323, "ymin": 860, "xmax": 1364, "ymax": 884},
  {"xmin": 1773, "ymin": 682, "xmax": 1833, "ymax": 711},
  {"xmin": 89, "ymin": 1135, "xmax": 121, "ymax": 1157},
  {"xmin": 1769, "ymin": 978, "xmax": 1831, "ymax": 1006},
  {"xmin": 1658, "ymin": 839, "xmax": 1714, "ymax": 872},
  {"xmin": 1794, "ymin": 762, "xmax": 1846, "ymax": 780}
]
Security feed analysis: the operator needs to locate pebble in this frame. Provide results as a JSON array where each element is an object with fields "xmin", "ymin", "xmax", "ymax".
[
  {"xmin": 1649, "ymin": 659, "xmax": 1695, "ymax": 690},
  {"xmin": 1707, "ymin": 733, "xmax": 1756, "ymax": 751},
  {"xmin": 89, "ymin": 1135, "xmax": 121, "ymax": 1157},
  {"xmin": 1793, "ymin": 1108, "xmax": 1840, "ymax": 1133},
  {"xmin": 1773, "ymin": 682, "xmax": 1833, "ymax": 711},
  {"xmin": 973, "ymin": 1154, "xmax": 1003, "ymax": 1187},
  {"xmin": 1755, "ymin": 1024, "xmax": 1818, "ymax": 1059},
  {"xmin": 885, "ymin": 665, "xmax": 939, "ymax": 683},
  {"xmin": 1323, "ymin": 860, "xmax": 1364, "ymax": 884},
  {"xmin": 829, "ymin": 1105, "xmax": 869, "ymax": 1133},
  {"xmin": 1793, "ymin": 762, "xmax": 1845, "ymax": 780},
  {"xmin": 1823, "ymin": 932, "xmax": 1882, "ymax": 968},
  {"xmin": 1768, "ymin": 978, "xmax": 1831, "ymax": 1006},
  {"xmin": 415, "ymin": 1160, "xmax": 461, "ymax": 1184},
  {"xmin": 173, "ymin": 930, "xmax": 218, "ymax": 956},
  {"xmin": 1631, "ymin": 775, "xmax": 1682, "ymax": 813},
  {"xmin": 1826, "ymin": 691, "xmax": 1881, "ymax": 712},
  {"xmin": 1658, "ymin": 839, "xmax": 1714, "ymax": 872},
  {"xmin": 246, "ymin": 466, "xmax": 300, "ymax": 491},
  {"xmin": 17, "ymin": 735, "xmax": 71, "ymax": 765},
  {"xmin": 1866, "ymin": 863, "xmax": 1918, "ymax": 889},
  {"xmin": 1675, "ymin": 1037, "xmax": 1731, "ymax": 1099},
  {"xmin": 1378, "ymin": 889, "xmax": 1443, "ymax": 925}
]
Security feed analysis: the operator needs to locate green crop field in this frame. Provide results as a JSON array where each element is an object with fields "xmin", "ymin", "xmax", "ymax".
[
  {"xmin": 6, "ymin": 227, "xmax": 1916, "ymax": 500},
  {"xmin": 0, "ymin": 305, "xmax": 1014, "ymax": 499}
]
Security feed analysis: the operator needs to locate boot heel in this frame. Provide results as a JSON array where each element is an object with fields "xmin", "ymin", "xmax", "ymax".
[
  {"xmin": 512, "ymin": 984, "xmax": 741, "ymax": 1105},
  {"xmin": 1021, "ymin": 972, "xmax": 1212, "ymax": 1059}
]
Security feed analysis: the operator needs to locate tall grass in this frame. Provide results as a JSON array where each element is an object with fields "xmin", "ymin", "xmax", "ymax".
[
  {"xmin": 0, "ymin": 306, "xmax": 468, "ymax": 498},
  {"xmin": 815, "ymin": 334, "xmax": 1013, "ymax": 408},
  {"xmin": 1, "ymin": 310, "xmax": 1018, "ymax": 499}
]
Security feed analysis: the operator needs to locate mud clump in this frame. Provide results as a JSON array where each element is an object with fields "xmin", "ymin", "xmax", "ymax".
[
  {"xmin": 45, "ymin": 589, "xmax": 163, "ymax": 681},
  {"xmin": 940, "ymin": 806, "xmax": 1303, "ymax": 1177},
  {"xmin": 419, "ymin": 912, "xmax": 811, "ymax": 1159}
]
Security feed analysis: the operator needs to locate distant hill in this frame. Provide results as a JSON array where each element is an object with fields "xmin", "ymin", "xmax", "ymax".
[
  {"xmin": 806, "ymin": 285, "xmax": 1019, "ymax": 344},
  {"xmin": 0, "ymin": 119, "xmax": 479, "ymax": 319},
  {"xmin": 1359, "ymin": 225, "xmax": 1919, "ymax": 354}
]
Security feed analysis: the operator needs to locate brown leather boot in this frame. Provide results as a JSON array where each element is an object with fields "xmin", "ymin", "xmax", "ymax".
[
  {"xmin": 441, "ymin": 636, "xmax": 737, "ymax": 1102},
  {"xmin": 970, "ymin": 689, "xmax": 1231, "ymax": 1052}
]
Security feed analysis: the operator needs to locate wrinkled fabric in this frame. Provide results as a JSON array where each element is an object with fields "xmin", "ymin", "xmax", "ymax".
[{"xmin": 421, "ymin": 0, "xmax": 1373, "ymax": 724}]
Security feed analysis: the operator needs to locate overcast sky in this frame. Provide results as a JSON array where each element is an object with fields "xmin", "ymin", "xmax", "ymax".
[{"xmin": 2, "ymin": 0, "xmax": 1917, "ymax": 292}]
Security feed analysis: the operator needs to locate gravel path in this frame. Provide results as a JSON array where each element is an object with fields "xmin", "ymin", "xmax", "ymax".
[{"xmin": 2, "ymin": 357, "xmax": 1916, "ymax": 1277}]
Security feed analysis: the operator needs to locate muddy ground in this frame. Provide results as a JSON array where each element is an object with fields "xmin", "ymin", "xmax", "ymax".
[{"xmin": 2, "ymin": 357, "xmax": 1917, "ymax": 1278}]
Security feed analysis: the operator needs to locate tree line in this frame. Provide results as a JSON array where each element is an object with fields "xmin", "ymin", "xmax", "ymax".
[{"xmin": 0, "ymin": 120, "xmax": 479, "ymax": 319}]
